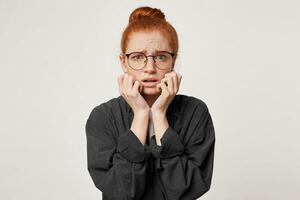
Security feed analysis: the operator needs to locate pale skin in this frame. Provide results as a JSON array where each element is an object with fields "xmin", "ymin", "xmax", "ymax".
[{"xmin": 117, "ymin": 31, "xmax": 182, "ymax": 145}]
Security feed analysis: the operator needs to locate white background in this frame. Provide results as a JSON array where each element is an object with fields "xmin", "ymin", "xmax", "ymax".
[{"xmin": 0, "ymin": 0, "xmax": 299, "ymax": 199}]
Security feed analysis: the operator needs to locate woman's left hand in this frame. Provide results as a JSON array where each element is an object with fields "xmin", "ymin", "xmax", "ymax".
[{"xmin": 151, "ymin": 71, "xmax": 182, "ymax": 114}]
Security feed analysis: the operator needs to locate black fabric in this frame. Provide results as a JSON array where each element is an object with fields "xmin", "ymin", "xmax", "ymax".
[{"xmin": 85, "ymin": 94, "xmax": 216, "ymax": 200}]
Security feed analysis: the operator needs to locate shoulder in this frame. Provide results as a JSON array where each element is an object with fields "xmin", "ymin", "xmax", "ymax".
[
  {"xmin": 168, "ymin": 94, "xmax": 213, "ymax": 128},
  {"xmin": 87, "ymin": 97, "xmax": 121, "ymax": 121},
  {"xmin": 174, "ymin": 95, "xmax": 214, "ymax": 134},
  {"xmin": 172, "ymin": 94, "xmax": 209, "ymax": 115}
]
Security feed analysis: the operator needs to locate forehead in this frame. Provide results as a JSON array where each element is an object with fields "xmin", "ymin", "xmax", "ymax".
[{"xmin": 126, "ymin": 31, "xmax": 172, "ymax": 53}]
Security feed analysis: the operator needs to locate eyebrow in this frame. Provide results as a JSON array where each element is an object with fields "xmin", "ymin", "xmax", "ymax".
[{"xmin": 128, "ymin": 50, "xmax": 171, "ymax": 54}]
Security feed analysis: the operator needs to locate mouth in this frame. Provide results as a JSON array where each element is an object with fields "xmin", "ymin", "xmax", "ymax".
[{"xmin": 141, "ymin": 78, "xmax": 159, "ymax": 88}]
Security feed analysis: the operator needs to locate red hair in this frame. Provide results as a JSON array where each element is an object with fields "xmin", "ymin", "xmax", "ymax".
[{"xmin": 120, "ymin": 6, "xmax": 179, "ymax": 60}]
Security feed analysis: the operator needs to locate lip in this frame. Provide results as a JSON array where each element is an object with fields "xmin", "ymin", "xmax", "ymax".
[
  {"xmin": 142, "ymin": 77, "xmax": 159, "ymax": 82},
  {"xmin": 141, "ymin": 80, "xmax": 159, "ymax": 88}
]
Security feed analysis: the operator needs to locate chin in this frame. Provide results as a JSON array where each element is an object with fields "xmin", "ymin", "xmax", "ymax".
[{"xmin": 142, "ymin": 87, "xmax": 160, "ymax": 95}]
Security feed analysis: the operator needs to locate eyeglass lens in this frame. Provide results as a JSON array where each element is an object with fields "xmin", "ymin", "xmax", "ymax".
[{"xmin": 127, "ymin": 52, "xmax": 173, "ymax": 70}]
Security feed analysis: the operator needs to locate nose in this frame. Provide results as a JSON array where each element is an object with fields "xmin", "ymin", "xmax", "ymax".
[{"xmin": 143, "ymin": 57, "xmax": 157, "ymax": 73}]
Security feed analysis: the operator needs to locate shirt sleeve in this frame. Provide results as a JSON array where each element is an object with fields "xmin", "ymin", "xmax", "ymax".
[
  {"xmin": 85, "ymin": 106, "xmax": 148, "ymax": 200},
  {"xmin": 150, "ymin": 103, "xmax": 216, "ymax": 200}
]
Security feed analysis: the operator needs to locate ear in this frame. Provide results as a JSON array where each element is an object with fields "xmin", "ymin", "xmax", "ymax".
[{"xmin": 119, "ymin": 53, "xmax": 128, "ymax": 73}]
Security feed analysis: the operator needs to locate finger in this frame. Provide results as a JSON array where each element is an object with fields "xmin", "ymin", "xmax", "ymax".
[
  {"xmin": 173, "ymin": 73, "xmax": 178, "ymax": 92},
  {"xmin": 117, "ymin": 75, "xmax": 124, "ymax": 94},
  {"xmin": 160, "ymin": 77, "xmax": 171, "ymax": 93},
  {"xmin": 132, "ymin": 80, "xmax": 140, "ymax": 93},
  {"xmin": 124, "ymin": 73, "xmax": 131, "ymax": 92},
  {"xmin": 177, "ymin": 73, "xmax": 182, "ymax": 90},
  {"xmin": 139, "ymin": 84, "xmax": 143, "ymax": 93},
  {"xmin": 174, "ymin": 73, "xmax": 178, "ymax": 92},
  {"xmin": 160, "ymin": 77, "xmax": 168, "ymax": 86},
  {"xmin": 139, "ymin": 81, "xmax": 143, "ymax": 93},
  {"xmin": 123, "ymin": 73, "xmax": 128, "ymax": 93},
  {"xmin": 156, "ymin": 82, "xmax": 161, "ymax": 93},
  {"xmin": 161, "ymin": 75, "xmax": 174, "ymax": 92},
  {"xmin": 159, "ymin": 81, "xmax": 168, "ymax": 95},
  {"xmin": 127, "ymin": 74, "xmax": 134, "ymax": 90},
  {"xmin": 164, "ymin": 72, "xmax": 177, "ymax": 92},
  {"xmin": 166, "ymin": 77, "xmax": 174, "ymax": 94}
]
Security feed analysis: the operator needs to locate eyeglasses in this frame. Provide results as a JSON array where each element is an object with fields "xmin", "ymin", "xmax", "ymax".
[{"xmin": 124, "ymin": 51, "xmax": 175, "ymax": 70}]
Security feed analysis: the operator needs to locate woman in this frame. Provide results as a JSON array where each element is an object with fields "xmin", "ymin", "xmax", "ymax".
[{"xmin": 85, "ymin": 6, "xmax": 215, "ymax": 200}]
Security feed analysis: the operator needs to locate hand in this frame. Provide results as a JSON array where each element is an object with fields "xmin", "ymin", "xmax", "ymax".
[
  {"xmin": 118, "ymin": 73, "xmax": 150, "ymax": 145},
  {"xmin": 150, "ymin": 71, "xmax": 182, "ymax": 145},
  {"xmin": 151, "ymin": 71, "xmax": 182, "ymax": 114},
  {"xmin": 117, "ymin": 73, "xmax": 150, "ymax": 115}
]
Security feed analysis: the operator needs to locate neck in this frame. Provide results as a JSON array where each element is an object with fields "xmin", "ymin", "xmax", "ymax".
[{"xmin": 142, "ymin": 93, "xmax": 160, "ymax": 108}]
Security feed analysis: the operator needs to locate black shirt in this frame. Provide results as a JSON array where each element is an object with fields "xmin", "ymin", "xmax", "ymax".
[{"xmin": 85, "ymin": 94, "xmax": 216, "ymax": 200}]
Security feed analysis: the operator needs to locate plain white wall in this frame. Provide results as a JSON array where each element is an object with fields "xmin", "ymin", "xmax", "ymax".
[{"xmin": 1, "ymin": 0, "xmax": 299, "ymax": 199}]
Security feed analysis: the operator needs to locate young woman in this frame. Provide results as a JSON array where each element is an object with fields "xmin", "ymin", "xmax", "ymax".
[{"xmin": 86, "ymin": 6, "xmax": 216, "ymax": 200}]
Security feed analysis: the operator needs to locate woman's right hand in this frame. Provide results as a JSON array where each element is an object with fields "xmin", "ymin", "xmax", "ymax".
[
  {"xmin": 118, "ymin": 73, "xmax": 150, "ymax": 145},
  {"xmin": 117, "ymin": 73, "xmax": 150, "ymax": 115}
]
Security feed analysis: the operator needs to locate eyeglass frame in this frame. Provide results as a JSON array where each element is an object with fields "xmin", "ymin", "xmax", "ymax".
[{"xmin": 124, "ymin": 51, "xmax": 176, "ymax": 70}]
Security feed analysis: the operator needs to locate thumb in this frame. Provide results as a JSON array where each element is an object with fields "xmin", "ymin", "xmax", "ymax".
[{"xmin": 133, "ymin": 80, "xmax": 140, "ymax": 92}]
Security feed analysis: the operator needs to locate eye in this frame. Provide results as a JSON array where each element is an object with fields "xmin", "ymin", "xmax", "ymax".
[
  {"xmin": 155, "ymin": 54, "xmax": 167, "ymax": 61},
  {"xmin": 130, "ymin": 54, "xmax": 144, "ymax": 61}
]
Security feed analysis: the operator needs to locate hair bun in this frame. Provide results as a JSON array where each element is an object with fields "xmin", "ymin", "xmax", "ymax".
[{"xmin": 129, "ymin": 6, "xmax": 166, "ymax": 23}]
